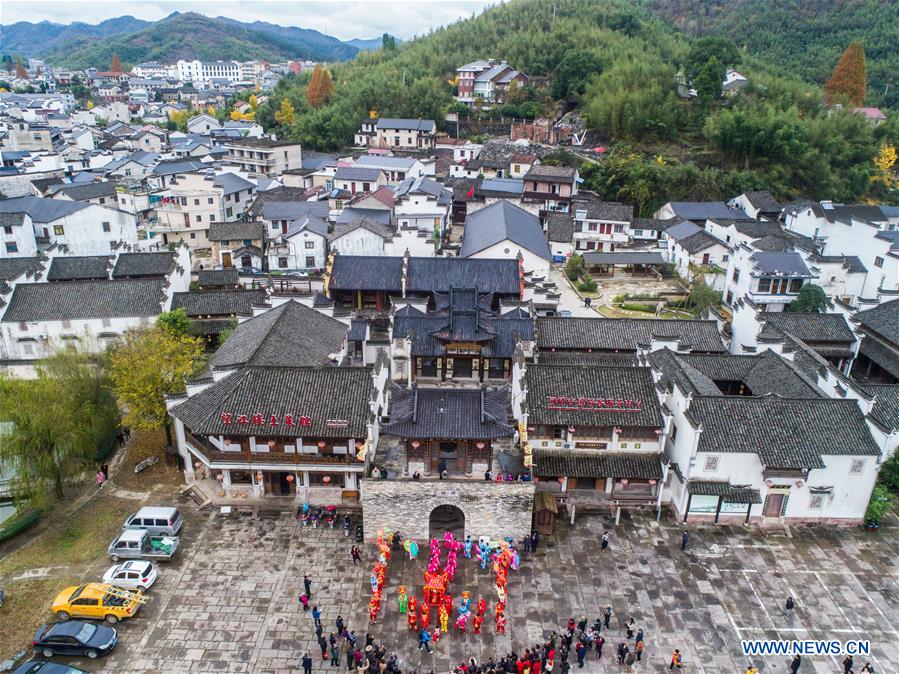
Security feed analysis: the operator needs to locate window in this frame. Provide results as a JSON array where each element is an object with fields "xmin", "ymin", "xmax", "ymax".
[
  {"xmin": 669, "ymin": 424, "xmax": 677, "ymax": 442},
  {"xmin": 633, "ymin": 229, "xmax": 643, "ymax": 237},
  {"xmin": 757, "ymin": 278, "xmax": 771, "ymax": 293},
  {"xmin": 874, "ymin": 257, "xmax": 884, "ymax": 268},
  {"xmin": 23, "ymin": 342, "xmax": 33, "ymax": 356},
  {"xmin": 226, "ymin": 208, "xmax": 233, "ymax": 218},
  {"xmin": 102, "ymin": 318, "xmax": 111, "ymax": 327},
  {"xmin": 334, "ymin": 200, "xmax": 343, "ymax": 210},
  {"xmin": 102, "ymin": 222, "xmax": 111, "ymax": 233},
  {"xmin": 207, "ymin": 197, "xmax": 214, "ymax": 205},
  {"xmin": 304, "ymin": 241, "xmax": 315, "ymax": 249},
  {"xmin": 725, "ymin": 290, "xmax": 734, "ymax": 304},
  {"xmin": 788, "ymin": 279, "xmax": 802, "ymax": 293},
  {"xmin": 809, "ymin": 494, "xmax": 824, "ymax": 510},
  {"xmin": 722, "ymin": 254, "xmax": 729, "ymax": 262},
  {"xmin": 552, "ymin": 426, "xmax": 565, "ymax": 440},
  {"xmin": 278, "ymin": 257, "xmax": 288, "ymax": 268},
  {"xmin": 613, "ymin": 224, "xmax": 624, "ymax": 233},
  {"xmin": 703, "ymin": 455, "xmax": 719, "ymax": 472},
  {"xmin": 305, "ymin": 256, "xmax": 316, "ymax": 268},
  {"xmin": 732, "ymin": 269, "xmax": 740, "ymax": 284},
  {"xmin": 193, "ymin": 198, "xmax": 200, "ymax": 206},
  {"xmin": 587, "ymin": 223, "xmax": 598, "ymax": 232},
  {"xmin": 362, "ymin": 183, "xmax": 370, "ymax": 192},
  {"xmin": 849, "ymin": 459, "xmax": 866, "ymax": 474},
  {"xmin": 3, "ymin": 226, "xmax": 12, "ymax": 235},
  {"xmin": 190, "ymin": 232, "xmax": 196, "ymax": 239},
  {"xmin": 53, "ymin": 225, "xmax": 65, "ymax": 236},
  {"xmin": 195, "ymin": 215, "xmax": 202, "ymax": 222},
  {"xmin": 5, "ymin": 242, "xmax": 17, "ymax": 253}
]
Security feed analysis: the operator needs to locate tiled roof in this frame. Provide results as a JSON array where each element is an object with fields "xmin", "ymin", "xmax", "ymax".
[
  {"xmin": 687, "ymin": 396, "xmax": 880, "ymax": 469},
  {"xmin": 545, "ymin": 213, "xmax": 575, "ymax": 243},
  {"xmin": 408, "ymin": 258, "xmax": 521, "ymax": 296},
  {"xmin": 574, "ymin": 200, "xmax": 633, "ymax": 222},
  {"xmin": 631, "ymin": 217, "xmax": 675, "ymax": 232},
  {"xmin": 726, "ymin": 220, "xmax": 787, "ymax": 238},
  {"xmin": 582, "ymin": 252, "xmax": 665, "ymax": 266},
  {"xmin": 170, "ymin": 366, "xmax": 374, "ymax": 437},
  {"xmin": 532, "ymin": 449, "xmax": 663, "ymax": 479},
  {"xmin": 209, "ymin": 301, "xmax": 348, "ymax": 370},
  {"xmin": 524, "ymin": 365, "xmax": 663, "ymax": 428},
  {"xmin": 0, "ymin": 212, "xmax": 27, "ymax": 227},
  {"xmin": 206, "ymin": 221, "xmax": 265, "ymax": 242},
  {"xmin": 858, "ymin": 339, "xmax": 899, "ymax": 378},
  {"xmin": 855, "ymin": 299, "xmax": 899, "ymax": 345},
  {"xmin": 198, "ymin": 269, "xmax": 239, "ymax": 287},
  {"xmin": 112, "ymin": 252, "xmax": 176, "ymax": 278},
  {"xmin": 742, "ymin": 191, "xmax": 781, "ymax": 213},
  {"xmin": 863, "ymin": 385, "xmax": 899, "ymax": 432},
  {"xmin": 328, "ymin": 255, "xmax": 404, "ymax": 292},
  {"xmin": 0, "ymin": 196, "xmax": 88, "ymax": 223},
  {"xmin": 2, "ymin": 279, "xmax": 166, "ymax": 322},
  {"xmin": 461, "ymin": 201, "xmax": 551, "ymax": 260},
  {"xmin": 329, "ymin": 216, "xmax": 394, "ymax": 243},
  {"xmin": 810, "ymin": 255, "xmax": 867, "ymax": 274},
  {"xmin": 213, "ymin": 173, "xmax": 255, "ymax": 196},
  {"xmin": 376, "ymin": 118, "xmax": 436, "ymax": 132},
  {"xmin": 54, "ymin": 181, "xmax": 117, "ymax": 201},
  {"xmin": 0, "ymin": 257, "xmax": 43, "ymax": 281},
  {"xmin": 537, "ymin": 351, "xmax": 637, "ymax": 367},
  {"xmin": 336, "ymin": 207, "xmax": 392, "ymax": 226},
  {"xmin": 750, "ymin": 251, "xmax": 812, "ymax": 277},
  {"xmin": 46, "ymin": 255, "xmax": 111, "ymax": 281},
  {"xmin": 664, "ymin": 202, "xmax": 747, "ymax": 221},
  {"xmin": 335, "ymin": 166, "xmax": 384, "ymax": 182},
  {"xmin": 382, "ymin": 387, "xmax": 514, "ymax": 439},
  {"xmin": 536, "ymin": 317, "xmax": 725, "ymax": 353},
  {"xmin": 677, "ymin": 230, "xmax": 726, "ymax": 254},
  {"xmin": 524, "ymin": 165, "xmax": 576, "ymax": 182},
  {"xmin": 686, "ymin": 481, "xmax": 761, "ymax": 503},
  {"xmin": 759, "ymin": 312, "xmax": 855, "ymax": 345},
  {"xmin": 171, "ymin": 289, "xmax": 267, "ymax": 317}
]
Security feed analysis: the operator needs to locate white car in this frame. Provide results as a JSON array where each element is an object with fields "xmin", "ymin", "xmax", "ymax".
[{"xmin": 102, "ymin": 560, "xmax": 157, "ymax": 591}]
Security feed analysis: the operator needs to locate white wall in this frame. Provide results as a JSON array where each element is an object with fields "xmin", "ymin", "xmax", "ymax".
[
  {"xmin": 467, "ymin": 240, "xmax": 549, "ymax": 275},
  {"xmin": 330, "ymin": 228, "xmax": 387, "ymax": 257},
  {"xmin": 35, "ymin": 204, "xmax": 138, "ymax": 254}
]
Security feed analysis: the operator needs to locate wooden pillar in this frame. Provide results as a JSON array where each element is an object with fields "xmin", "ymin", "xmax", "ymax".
[
  {"xmin": 683, "ymin": 493, "xmax": 692, "ymax": 522},
  {"xmin": 714, "ymin": 496, "xmax": 723, "ymax": 524}
]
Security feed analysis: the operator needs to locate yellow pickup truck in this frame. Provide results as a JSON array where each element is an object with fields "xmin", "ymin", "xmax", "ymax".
[{"xmin": 51, "ymin": 583, "xmax": 144, "ymax": 623}]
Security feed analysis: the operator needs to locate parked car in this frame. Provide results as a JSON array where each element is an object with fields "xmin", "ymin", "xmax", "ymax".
[
  {"xmin": 122, "ymin": 506, "xmax": 182, "ymax": 536},
  {"xmin": 102, "ymin": 560, "xmax": 157, "ymax": 590},
  {"xmin": 13, "ymin": 660, "xmax": 91, "ymax": 673},
  {"xmin": 51, "ymin": 583, "xmax": 143, "ymax": 623},
  {"xmin": 108, "ymin": 528, "xmax": 179, "ymax": 562},
  {"xmin": 558, "ymin": 310, "xmax": 573, "ymax": 317},
  {"xmin": 240, "ymin": 266, "xmax": 264, "ymax": 275},
  {"xmin": 32, "ymin": 620, "xmax": 117, "ymax": 659},
  {"xmin": 286, "ymin": 271, "xmax": 309, "ymax": 278}
]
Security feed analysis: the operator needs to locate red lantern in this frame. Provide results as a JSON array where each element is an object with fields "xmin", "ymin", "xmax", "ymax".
[
  {"xmin": 317, "ymin": 440, "xmax": 327, "ymax": 449},
  {"xmin": 649, "ymin": 479, "xmax": 656, "ymax": 485},
  {"xmin": 795, "ymin": 480, "xmax": 804, "ymax": 488},
  {"xmin": 620, "ymin": 479, "xmax": 629, "ymax": 485},
  {"xmin": 322, "ymin": 475, "xmax": 332, "ymax": 484},
  {"xmin": 411, "ymin": 440, "xmax": 421, "ymax": 449},
  {"xmin": 286, "ymin": 474, "xmax": 295, "ymax": 483},
  {"xmin": 475, "ymin": 441, "xmax": 486, "ymax": 450},
  {"xmin": 765, "ymin": 479, "xmax": 774, "ymax": 487},
  {"xmin": 268, "ymin": 439, "xmax": 276, "ymax": 448}
]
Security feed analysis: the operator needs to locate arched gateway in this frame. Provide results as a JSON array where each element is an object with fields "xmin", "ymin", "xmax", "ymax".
[{"xmin": 428, "ymin": 504, "xmax": 465, "ymax": 539}]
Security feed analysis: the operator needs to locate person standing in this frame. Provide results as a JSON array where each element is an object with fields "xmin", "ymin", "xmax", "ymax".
[
  {"xmin": 594, "ymin": 636, "xmax": 604, "ymax": 660},
  {"xmin": 336, "ymin": 615, "xmax": 345, "ymax": 634},
  {"xmin": 302, "ymin": 653, "xmax": 313, "ymax": 674},
  {"xmin": 790, "ymin": 654, "xmax": 801, "ymax": 673},
  {"xmin": 351, "ymin": 546, "xmax": 361, "ymax": 565},
  {"xmin": 312, "ymin": 605, "xmax": 322, "ymax": 626},
  {"xmin": 670, "ymin": 649, "xmax": 683, "ymax": 670},
  {"xmin": 101, "ymin": 462, "xmax": 109, "ymax": 481},
  {"xmin": 346, "ymin": 646, "xmax": 356, "ymax": 671},
  {"xmin": 330, "ymin": 642, "xmax": 340, "ymax": 667},
  {"xmin": 438, "ymin": 459, "xmax": 448, "ymax": 479},
  {"xmin": 318, "ymin": 635, "xmax": 328, "ymax": 660},
  {"xmin": 603, "ymin": 607, "xmax": 612, "ymax": 630},
  {"xmin": 601, "ymin": 532, "xmax": 609, "ymax": 551},
  {"xmin": 96, "ymin": 469, "xmax": 106, "ymax": 491},
  {"xmin": 784, "ymin": 596, "xmax": 795, "ymax": 617},
  {"xmin": 843, "ymin": 655, "xmax": 854, "ymax": 673},
  {"xmin": 575, "ymin": 642, "xmax": 586, "ymax": 669},
  {"xmin": 635, "ymin": 637, "xmax": 644, "ymax": 662},
  {"xmin": 681, "ymin": 531, "xmax": 689, "ymax": 551},
  {"xmin": 304, "ymin": 574, "xmax": 313, "ymax": 598},
  {"xmin": 418, "ymin": 627, "xmax": 432, "ymax": 653},
  {"xmin": 531, "ymin": 530, "xmax": 540, "ymax": 553}
]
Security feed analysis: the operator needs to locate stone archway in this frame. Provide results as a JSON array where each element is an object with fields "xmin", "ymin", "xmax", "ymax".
[{"xmin": 429, "ymin": 504, "xmax": 465, "ymax": 539}]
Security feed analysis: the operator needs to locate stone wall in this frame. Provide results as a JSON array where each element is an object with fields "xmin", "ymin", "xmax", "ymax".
[{"xmin": 360, "ymin": 479, "xmax": 535, "ymax": 542}]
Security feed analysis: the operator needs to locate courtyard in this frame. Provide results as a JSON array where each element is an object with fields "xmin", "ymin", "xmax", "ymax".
[{"xmin": 33, "ymin": 499, "xmax": 897, "ymax": 674}]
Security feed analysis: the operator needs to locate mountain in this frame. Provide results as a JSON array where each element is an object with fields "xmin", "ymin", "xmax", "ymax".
[
  {"xmin": 344, "ymin": 37, "xmax": 394, "ymax": 51},
  {"xmin": 6, "ymin": 13, "xmax": 358, "ymax": 68},
  {"xmin": 647, "ymin": 0, "xmax": 899, "ymax": 108},
  {"xmin": 0, "ymin": 16, "xmax": 152, "ymax": 57}
]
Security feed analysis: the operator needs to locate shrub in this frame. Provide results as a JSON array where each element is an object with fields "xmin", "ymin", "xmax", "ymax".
[
  {"xmin": 577, "ymin": 276, "xmax": 598, "ymax": 293},
  {"xmin": 613, "ymin": 293, "xmax": 629, "ymax": 303},
  {"xmin": 879, "ymin": 454, "xmax": 899, "ymax": 493},
  {"xmin": 865, "ymin": 484, "xmax": 893, "ymax": 525},
  {"xmin": 621, "ymin": 303, "xmax": 657, "ymax": 313},
  {"xmin": 0, "ymin": 508, "xmax": 42, "ymax": 544}
]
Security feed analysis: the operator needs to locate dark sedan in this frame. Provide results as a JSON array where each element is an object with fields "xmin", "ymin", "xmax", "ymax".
[
  {"xmin": 12, "ymin": 661, "xmax": 90, "ymax": 674},
  {"xmin": 32, "ymin": 620, "xmax": 117, "ymax": 659}
]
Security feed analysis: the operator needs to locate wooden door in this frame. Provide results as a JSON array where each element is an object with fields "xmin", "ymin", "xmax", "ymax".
[
  {"xmin": 222, "ymin": 252, "xmax": 232, "ymax": 268},
  {"xmin": 764, "ymin": 493, "xmax": 785, "ymax": 517}
]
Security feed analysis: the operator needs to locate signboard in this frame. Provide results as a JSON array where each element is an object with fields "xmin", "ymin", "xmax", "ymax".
[
  {"xmin": 687, "ymin": 494, "xmax": 718, "ymax": 513},
  {"xmin": 720, "ymin": 501, "xmax": 749, "ymax": 513},
  {"xmin": 220, "ymin": 413, "xmax": 311, "ymax": 428},
  {"xmin": 547, "ymin": 396, "xmax": 643, "ymax": 412}
]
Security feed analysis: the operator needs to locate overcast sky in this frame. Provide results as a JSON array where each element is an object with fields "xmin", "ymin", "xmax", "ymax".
[{"xmin": 1, "ymin": 0, "xmax": 498, "ymax": 41}]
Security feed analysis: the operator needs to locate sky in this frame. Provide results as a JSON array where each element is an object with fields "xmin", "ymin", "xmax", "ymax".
[{"xmin": 1, "ymin": 0, "xmax": 497, "ymax": 41}]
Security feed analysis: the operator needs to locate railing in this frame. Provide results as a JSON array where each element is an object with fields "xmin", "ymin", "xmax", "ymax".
[{"xmin": 184, "ymin": 431, "xmax": 359, "ymax": 466}]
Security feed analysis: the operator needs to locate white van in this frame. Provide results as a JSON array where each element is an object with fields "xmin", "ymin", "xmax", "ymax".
[{"xmin": 122, "ymin": 506, "xmax": 182, "ymax": 537}]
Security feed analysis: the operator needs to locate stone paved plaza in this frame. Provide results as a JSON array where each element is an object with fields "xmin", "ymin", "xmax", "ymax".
[{"xmin": 72, "ymin": 500, "xmax": 899, "ymax": 674}]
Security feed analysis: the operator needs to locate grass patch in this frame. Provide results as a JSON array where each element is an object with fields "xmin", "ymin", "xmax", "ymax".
[
  {"xmin": 113, "ymin": 429, "xmax": 184, "ymax": 492},
  {"xmin": 0, "ymin": 576, "xmax": 80, "ymax": 661},
  {"xmin": 0, "ymin": 496, "xmax": 138, "ymax": 579}
]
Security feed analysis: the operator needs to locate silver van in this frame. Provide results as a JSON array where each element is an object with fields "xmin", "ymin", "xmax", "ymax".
[{"xmin": 122, "ymin": 506, "xmax": 182, "ymax": 537}]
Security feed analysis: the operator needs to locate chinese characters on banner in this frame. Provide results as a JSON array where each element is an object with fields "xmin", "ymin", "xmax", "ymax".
[
  {"xmin": 546, "ymin": 396, "xmax": 643, "ymax": 411},
  {"xmin": 219, "ymin": 412, "xmax": 312, "ymax": 427}
]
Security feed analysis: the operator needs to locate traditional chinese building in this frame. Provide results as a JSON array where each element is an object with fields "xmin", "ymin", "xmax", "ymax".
[
  {"xmin": 167, "ymin": 300, "xmax": 389, "ymax": 502},
  {"xmin": 390, "ymin": 288, "xmax": 535, "ymax": 384},
  {"xmin": 514, "ymin": 362, "xmax": 666, "ymax": 518}
]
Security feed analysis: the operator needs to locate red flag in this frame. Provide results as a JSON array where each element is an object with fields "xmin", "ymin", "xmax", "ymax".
[{"xmin": 465, "ymin": 185, "xmax": 475, "ymax": 199}]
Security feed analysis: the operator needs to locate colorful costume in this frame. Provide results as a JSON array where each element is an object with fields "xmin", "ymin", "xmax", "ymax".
[
  {"xmin": 420, "ymin": 603, "xmax": 431, "ymax": 628},
  {"xmin": 407, "ymin": 597, "xmax": 418, "ymax": 631},
  {"xmin": 464, "ymin": 536, "xmax": 473, "ymax": 558},
  {"xmin": 439, "ymin": 605, "xmax": 449, "ymax": 633},
  {"xmin": 472, "ymin": 614, "xmax": 483, "ymax": 634},
  {"xmin": 455, "ymin": 610, "xmax": 470, "ymax": 632},
  {"xmin": 477, "ymin": 597, "xmax": 487, "ymax": 617},
  {"xmin": 398, "ymin": 586, "xmax": 408, "ymax": 614}
]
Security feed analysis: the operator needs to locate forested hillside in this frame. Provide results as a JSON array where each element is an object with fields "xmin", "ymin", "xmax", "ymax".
[
  {"xmin": 258, "ymin": 0, "xmax": 897, "ymax": 213},
  {"xmin": 648, "ymin": 0, "xmax": 899, "ymax": 108},
  {"xmin": 0, "ymin": 16, "xmax": 151, "ymax": 58}
]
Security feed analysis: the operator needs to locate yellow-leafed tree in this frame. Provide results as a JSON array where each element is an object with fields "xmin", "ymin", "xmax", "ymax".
[{"xmin": 274, "ymin": 99, "xmax": 296, "ymax": 125}]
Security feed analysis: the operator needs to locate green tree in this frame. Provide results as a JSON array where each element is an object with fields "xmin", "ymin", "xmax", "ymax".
[
  {"xmin": 787, "ymin": 284, "xmax": 827, "ymax": 312},
  {"xmin": 694, "ymin": 56, "xmax": 723, "ymax": 105},
  {"xmin": 156, "ymin": 307, "xmax": 191, "ymax": 335},
  {"xmin": 551, "ymin": 50, "xmax": 603, "ymax": 100},
  {"xmin": 0, "ymin": 352, "xmax": 119, "ymax": 505},
  {"xmin": 1, "ymin": 54, "xmax": 13, "ymax": 74},
  {"xmin": 824, "ymin": 42, "xmax": 867, "ymax": 106},
  {"xmin": 381, "ymin": 33, "xmax": 397, "ymax": 51},
  {"xmin": 686, "ymin": 36, "xmax": 740, "ymax": 77},
  {"xmin": 564, "ymin": 253, "xmax": 586, "ymax": 281},
  {"xmin": 106, "ymin": 326, "xmax": 205, "ymax": 445},
  {"xmin": 687, "ymin": 281, "xmax": 721, "ymax": 314}
]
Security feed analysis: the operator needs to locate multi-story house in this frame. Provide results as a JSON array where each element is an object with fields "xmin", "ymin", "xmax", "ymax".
[
  {"xmin": 723, "ymin": 245, "xmax": 816, "ymax": 310},
  {"xmin": 177, "ymin": 60, "xmax": 241, "ymax": 84},
  {"xmin": 393, "ymin": 176, "xmax": 451, "ymax": 235},
  {"xmin": 663, "ymin": 220, "xmax": 731, "ymax": 290},
  {"xmin": 353, "ymin": 155, "xmax": 427, "ymax": 184},
  {"xmin": 522, "ymin": 165, "xmax": 579, "ymax": 215},
  {"xmin": 207, "ymin": 221, "xmax": 266, "ymax": 270},
  {"xmin": 354, "ymin": 118, "xmax": 437, "ymax": 150},
  {"xmin": 572, "ymin": 200, "xmax": 633, "ymax": 253},
  {"xmin": 153, "ymin": 172, "xmax": 225, "ymax": 249},
  {"xmin": 455, "ymin": 59, "xmax": 528, "ymax": 105},
  {"xmin": 334, "ymin": 167, "xmax": 388, "ymax": 195},
  {"xmin": 224, "ymin": 137, "xmax": 303, "ymax": 175}
]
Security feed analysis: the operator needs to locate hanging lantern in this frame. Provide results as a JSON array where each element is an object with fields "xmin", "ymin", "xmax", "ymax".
[
  {"xmin": 765, "ymin": 479, "xmax": 774, "ymax": 487},
  {"xmin": 256, "ymin": 471, "xmax": 263, "ymax": 481},
  {"xmin": 557, "ymin": 476, "xmax": 565, "ymax": 483},
  {"xmin": 317, "ymin": 440, "xmax": 327, "ymax": 449},
  {"xmin": 475, "ymin": 441, "xmax": 486, "ymax": 450},
  {"xmin": 268, "ymin": 439, "xmax": 276, "ymax": 448},
  {"xmin": 620, "ymin": 479, "xmax": 629, "ymax": 485},
  {"xmin": 286, "ymin": 474, "xmax": 295, "ymax": 483},
  {"xmin": 194, "ymin": 461, "xmax": 202, "ymax": 469},
  {"xmin": 322, "ymin": 475, "xmax": 332, "ymax": 484},
  {"xmin": 411, "ymin": 440, "xmax": 421, "ymax": 449},
  {"xmin": 216, "ymin": 473, "xmax": 224, "ymax": 482},
  {"xmin": 648, "ymin": 479, "xmax": 657, "ymax": 485}
]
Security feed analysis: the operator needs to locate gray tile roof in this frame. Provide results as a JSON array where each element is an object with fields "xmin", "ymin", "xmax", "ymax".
[
  {"xmin": 741, "ymin": 191, "xmax": 782, "ymax": 213},
  {"xmin": 408, "ymin": 258, "xmax": 521, "ymax": 296},
  {"xmin": 328, "ymin": 255, "xmax": 405, "ymax": 292},
  {"xmin": 678, "ymin": 230, "xmax": 726, "ymax": 254},
  {"xmin": 112, "ymin": 252, "xmax": 177, "ymax": 278},
  {"xmin": 524, "ymin": 364, "xmax": 663, "ymax": 428},
  {"xmin": 665, "ymin": 202, "xmax": 748, "ymax": 221},
  {"xmin": 198, "ymin": 269, "xmax": 239, "ymax": 288},
  {"xmin": 631, "ymin": 217, "xmax": 675, "ymax": 232},
  {"xmin": 207, "ymin": 221, "xmax": 266, "ymax": 242},
  {"xmin": 376, "ymin": 118, "xmax": 436, "ymax": 132},
  {"xmin": 213, "ymin": 173, "xmax": 255, "ymax": 196},
  {"xmin": 335, "ymin": 207, "xmax": 392, "ymax": 226},
  {"xmin": 686, "ymin": 481, "xmax": 761, "ymax": 503},
  {"xmin": 750, "ymin": 252, "xmax": 812, "ymax": 277},
  {"xmin": 0, "ymin": 212, "xmax": 27, "ymax": 227},
  {"xmin": 355, "ymin": 155, "xmax": 416, "ymax": 170},
  {"xmin": 574, "ymin": 200, "xmax": 633, "ymax": 222},
  {"xmin": 582, "ymin": 252, "xmax": 665, "ymax": 266},
  {"xmin": 725, "ymin": 220, "xmax": 787, "ymax": 238},
  {"xmin": 170, "ymin": 365, "xmax": 374, "ymax": 438},
  {"xmin": 209, "ymin": 301, "xmax": 348, "ymax": 370},
  {"xmin": 171, "ymin": 289, "xmax": 267, "ymax": 317},
  {"xmin": 862, "ymin": 385, "xmax": 899, "ymax": 432},
  {"xmin": 545, "ymin": 213, "xmax": 575, "ymax": 243},
  {"xmin": 329, "ymin": 216, "xmax": 394, "ymax": 243},
  {"xmin": 854, "ymin": 299, "xmax": 899, "ymax": 345},
  {"xmin": 46, "ymin": 255, "xmax": 111, "ymax": 281},
  {"xmin": 53, "ymin": 181, "xmax": 117, "ymax": 202},
  {"xmin": 382, "ymin": 386, "xmax": 514, "ymax": 439},
  {"xmin": 150, "ymin": 159, "xmax": 206, "ymax": 176},
  {"xmin": 759, "ymin": 312, "xmax": 855, "ymax": 345},
  {"xmin": 533, "ymin": 449, "xmax": 663, "ymax": 479},
  {"xmin": 536, "ymin": 317, "xmax": 726, "ymax": 353},
  {"xmin": 461, "ymin": 200, "xmax": 551, "ymax": 260},
  {"xmin": 260, "ymin": 199, "xmax": 330, "ymax": 223},
  {"xmin": 2, "ymin": 279, "xmax": 166, "ymax": 322},
  {"xmin": 0, "ymin": 196, "xmax": 88, "ymax": 223},
  {"xmin": 687, "ymin": 396, "xmax": 880, "ymax": 469},
  {"xmin": 524, "ymin": 165, "xmax": 577, "ymax": 182},
  {"xmin": 334, "ymin": 167, "xmax": 385, "ymax": 182},
  {"xmin": 858, "ymin": 338, "xmax": 899, "ymax": 378},
  {"xmin": 537, "ymin": 351, "xmax": 637, "ymax": 367},
  {"xmin": 0, "ymin": 257, "xmax": 43, "ymax": 280}
]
